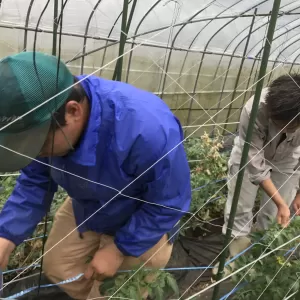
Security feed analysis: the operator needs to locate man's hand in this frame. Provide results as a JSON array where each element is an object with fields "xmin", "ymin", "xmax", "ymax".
[
  {"xmin": 293, "ymin": 193, "xmax": 300, "ymax": 216},
  {"xmin": 260, "ymin": 179, "xmax": 291, "ymax": 228},
  {"xmin": 276, "ymin": 203, "xmax": 291, "ymax": 228},
  {"xmin": 0, "ymin": 237, "xmax": 15, "ymax": 269},
  {"xmin": 84, "ymin": 242, "xmax": 124, "ymax": 281}
]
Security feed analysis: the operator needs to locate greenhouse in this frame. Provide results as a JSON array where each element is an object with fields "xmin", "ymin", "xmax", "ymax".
[{"xmin": 0, "ymin": 0, "xmax": 300, "ymax": 299}]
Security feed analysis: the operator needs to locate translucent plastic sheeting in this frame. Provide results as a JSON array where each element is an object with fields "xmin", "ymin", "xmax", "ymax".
[
  {"xmin": 0, "ymin": 0, "xmax": 300, "ymax": 60},
  {"xmin": 1, "ymin": 0, "xmax": 300, "ymax": 134}
]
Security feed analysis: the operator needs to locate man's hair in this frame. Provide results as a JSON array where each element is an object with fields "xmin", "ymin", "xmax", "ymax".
[
  {"xmin": 266, "ymin": 74, "xmax": 300, "ymax": 123},
  {"xmin": 51, "ymin": 76, "xmax": 86, "ymax": 127}
]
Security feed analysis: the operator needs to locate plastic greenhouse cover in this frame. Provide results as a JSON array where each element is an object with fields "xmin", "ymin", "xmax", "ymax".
[{"xmin": 0, "ymin": 0, "xmax": 300, "ymax": 62}]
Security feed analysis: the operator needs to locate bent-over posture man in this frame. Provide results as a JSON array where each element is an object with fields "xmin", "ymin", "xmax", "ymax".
[
  {"xmin": 0, "ymin": 52, "xmax": 191, "ymax": 299},
  {"xmin": 223, "ymin": 75, "xmax": 300, "ymax": 258}
]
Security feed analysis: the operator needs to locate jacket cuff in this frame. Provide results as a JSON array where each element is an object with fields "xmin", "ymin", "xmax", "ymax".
[
  {"xmin": 248, "ymin": 167, "xmax": 272, "ymax": 185},
  {"xmin": 114, "ymin": 240, "xmax": 134, "ymax": 257},
  {"xmin": 0, "ymin": 229, "xmax": 22, "ymax": 247}
]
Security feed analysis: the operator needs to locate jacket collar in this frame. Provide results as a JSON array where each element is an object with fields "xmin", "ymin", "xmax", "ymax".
[{"xmin": 66, "ymin": 75, "xmax": 101, "ymax": 166}]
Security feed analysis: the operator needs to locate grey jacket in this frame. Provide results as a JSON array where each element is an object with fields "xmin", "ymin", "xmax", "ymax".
[{"xmin": 229, "ymin": 88, "xmax": 300, "ymax": 185}]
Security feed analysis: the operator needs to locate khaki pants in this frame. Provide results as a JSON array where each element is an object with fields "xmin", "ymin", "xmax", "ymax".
[
  {"xmin": 43, "ymin": 197, "xmax": 173, "ymax": 300},
  {"xmin": 223, "ymin": 164, "xmax": 300, "ymax": 237}
]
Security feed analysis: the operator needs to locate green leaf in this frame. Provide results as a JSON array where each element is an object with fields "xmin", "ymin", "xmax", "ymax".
[
  {"xmin": 128, "ymin": 286, "xmax": 139, "ymax": 299},
  {"xmin": 153, "ymin": 286, "xmax": 164, "ymax": 300},
  {"xmin": 166, "ymin": 274, "xmax": 179, "ymax": 297},
  {"xmin": 99, "ymin": 278, "xmax": 115, "ymax": 295}
]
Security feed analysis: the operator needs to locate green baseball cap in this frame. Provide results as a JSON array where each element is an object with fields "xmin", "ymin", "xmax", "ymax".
[{"xmin": 0, "ymin": 51, "xmax": 74, "ymax": 172}]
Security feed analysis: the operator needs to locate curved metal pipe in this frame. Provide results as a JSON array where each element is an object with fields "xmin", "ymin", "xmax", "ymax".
[
  {"xmin": 241, "ymin": 4, "xmax": 300, "ymax": 105},
  {"xmin": 212, "ymin": 1, "xmax": 299, "ymax": 91},
  {"xmin": 81, "ymin": 0, "xmax": 103, "ymax": 74},
  {"xmin": 125, "ymin": 0, "xmax": 162, "ymax": 83},
  {"xmin": 23, "ymin": 0, "xmax": 35, "ymax": 51},
  {"xmin": 159, "ymin": 0, "xmax": 216, "ymax": 99},
  {"xmin": 185, "ymin": 0, "xmax": 268, "ymax": 129},
  {"xmin": 267, "ymin": 34, "xmax": 300, "ymax": 84},
  {"xmin": 221, "ymin": 11, "xmax": 300, "ymax": 131},
  {"xmin": 212, "ymin": 3, "xmax": 300, "ymax": 131},
  {"xmin": 176, "ymin": 0, "xmax": 245, "ymax": 107},
  {"xmin": 65, "ymin": 9, "xmax": 294, "ymax": 64},
  {"xmin": 181, "ymin": 1, "xmax": 295, "ymax": 134},
  {"xmin": 289, "ymin": 51, "xmax": 300, "ymax": 73},
  {"xmin": 99, "ymin": 1, "xmax": 133, "ymax": 76}
]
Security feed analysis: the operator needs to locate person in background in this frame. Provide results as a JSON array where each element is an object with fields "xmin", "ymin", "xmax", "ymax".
[
  {"xmin": 0, "ymin": 51, "xmax": 191, "ymax": 299},
  {"xmin": 223, "ymin": 74, "xmax": 300, "ymax": 259}
]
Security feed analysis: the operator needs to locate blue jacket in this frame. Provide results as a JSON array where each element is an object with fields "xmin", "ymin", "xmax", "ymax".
[{"xmin": 0, "ymin": 75, "xmax": 191, "ymax": 257}]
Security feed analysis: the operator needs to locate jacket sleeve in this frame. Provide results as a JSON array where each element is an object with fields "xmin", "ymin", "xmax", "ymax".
[
  {"xmin": 236, "ymin": 102, "xmax": 271, "ymax": 185},
  {"xmin": 0, "ymin": 158, "xmax": 58, "ymax": 246},
  {"xmin": 114, "ymin": 122, "xmax": 191, "ymax": 257}
]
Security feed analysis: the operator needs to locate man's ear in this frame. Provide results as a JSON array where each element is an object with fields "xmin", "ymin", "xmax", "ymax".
[{"xmin": 65, "ymin": 100, "xmax": 83, "ymax": 121}]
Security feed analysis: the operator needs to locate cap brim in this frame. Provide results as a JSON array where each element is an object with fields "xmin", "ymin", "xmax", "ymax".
[{"xmin": 0, "ymin": 120, "xmax": 51, "ymax": 172}]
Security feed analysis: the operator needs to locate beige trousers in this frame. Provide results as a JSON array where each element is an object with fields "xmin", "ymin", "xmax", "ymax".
[{"xmin": 43, "ymin": 197, "xmax": 173, "ymax": 300}]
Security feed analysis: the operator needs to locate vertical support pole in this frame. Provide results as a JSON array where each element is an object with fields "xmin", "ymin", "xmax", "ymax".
[
  {"xmin": 222, "ymin": 8, "xmax": 257, "ymax": 135},
  {"xmin": 211, "ymin": 1, "xmax": 281, "ymax": 299},
  {"xmin": 113, "ymin": 0, "xmax": 129, "ymax": 81},
  {"xmin": 52, "ymin": 0, "xmax": 59, "ymax": 56},
  {"xmin": 125, "ymin": 0, "xmax": 137, "ymax": 34},
  {"xmin": 23, "ymin": 0, "xmax": 35, "ymax": 52}
]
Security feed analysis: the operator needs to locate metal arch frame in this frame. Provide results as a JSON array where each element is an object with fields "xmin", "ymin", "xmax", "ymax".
[
  {"xmin": 173, "ymin": 0, "xmax": 246, "ymax": 111},
  {"xmin": 220, "ymin": 5, "xmax": 300, "ymax": 133},
  {"xmin": 267, "ymin": 33, "xmax": 300, "ymax": 84},
  {"xmin": 81, "ymin": 0, "xmax": 103, "ymax": 74},
  {"xmin": 125, "ymin": 0, "xmax": 162, "ymax": 83},
  {"xmin": 240, "ymin": 11, "xmax": 297, "ymax": 106},
  {"xmin": 229, "ymin": 15, "xmax": 300, "ymax": 131},
  {"xmin": 23, "ymin": 0, "xmax": 35, "ymax": 51},
  {"xmin": 210, "ymin": 1, "xmax": 299, "ymax": 129},
  {"xmin": 99, "ymin": 0, "xmax": 134, "ymax": 77},
  {"xmin": 267, "ymin": 27, "xmax": 300, "ymax": 72},
  {"xmin": 2, "ymin": 1, "xmax": 300, "ymax": 124},
  {"xmin": 242, "ymin": 19, "xmax": 300, "ymax": 91},
  {"xmin": 289, "ymin": 50, "xmax": 300, "ymax": 73},
  {"xmin": 158, "ymin": 0, "xmax": 217, "ymax": 100},
  {"xmin": 234, "ymin": 14, "xmax": 300, "ymax": 130},
  {"xmin": 2, "ymin": 11, "xmax": 299, "ymax": 63},
  {"xmin": 213, "ymin": 4, "xmax": 300, "ymax": 133},
  {"xmin": 174, "ymin": 2, "xmax": 299, "ymax": 117},
  {"xmin": 214, "ymin": 10, "xmax": 257, "ymax": 135},
  {"xmin": 184, "ymin": 0, "xmax": 269, "ymax": 129},
  {"xmin": 60, "ymin": 12, "xmax": 297, "ymax": 63},
  {"xmin": 23, "ymin": 0, "xmax": 69, "ymax": 53}
]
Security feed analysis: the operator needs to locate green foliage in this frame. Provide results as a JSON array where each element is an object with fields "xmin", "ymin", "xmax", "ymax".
[
  {"xmin": 185, "ymin": 132, "xmax": 228, "ymax": 178},
  {"xmin": 0, "ymin": 174, "xmax": 17, "ymax": 203},
  {"xmin": 100, "ymin": 266, "xmax": 179, "ymax": 300},
  {"xmin": 232, "ymin": 218, "xmax": 300, "ymax": 300},
  {"xmin": 182, "ymin": 132, "xmax": 229, "ymax": 234}
]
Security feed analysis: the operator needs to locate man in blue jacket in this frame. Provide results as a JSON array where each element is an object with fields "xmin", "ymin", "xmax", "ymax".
[{"xmin": 0, "ymin": 52, "xmax": 191, "ymax": 299}]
